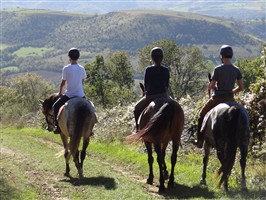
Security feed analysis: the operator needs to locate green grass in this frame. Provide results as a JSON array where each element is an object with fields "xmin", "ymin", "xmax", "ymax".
[
  {"xmin": 0, "ymin": 44, "xmax": 11, "ymax": 51},
  {"xmin": 1, "ymin": 127, "xmax": 265, "ymax": 199},
  {"xmin": 12, "ymin": 47, "xmax": 53, "ymax": 57}
]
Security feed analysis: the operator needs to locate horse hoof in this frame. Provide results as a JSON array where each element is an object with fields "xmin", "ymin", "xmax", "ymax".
[
  {"xmin": 158, "ymin": 186, "xmax": 166, "ymax": 194},
  {"xmin": 146, "ymin": 178, "xmax": 153, "ymax": 185},
  {"xmin": 242, "ymin": 187, "xmax": 248, "ymax": 193},
  {"xmin": 64, "ymin": 173, "xmax": 70, "ymax": 178},
  {"xmin": 200, "ymin": 179, "xmax": 206, "ymax": 185},
  {"xmin": 168, "ymin": 181, "xmax": 174, "ymax": 188}
]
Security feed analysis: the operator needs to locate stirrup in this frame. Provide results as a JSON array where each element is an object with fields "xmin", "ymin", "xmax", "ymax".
[{"xmin": 53, "ymin": 126, "xmax": 61, "ymax": 134}]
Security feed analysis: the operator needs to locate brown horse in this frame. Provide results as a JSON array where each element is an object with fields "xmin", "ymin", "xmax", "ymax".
[
  {"xmin": 127, "ymin": 84, "xmax": 184, "ymax": 193},
  {"xmin": 41, "ymin": 93, "xmax": 97, "ymax": 178}
]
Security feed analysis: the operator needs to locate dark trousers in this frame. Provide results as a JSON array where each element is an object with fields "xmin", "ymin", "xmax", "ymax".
[{"xmin": 52, "ymin": 95, "xmax": 70, "ymax": 125}]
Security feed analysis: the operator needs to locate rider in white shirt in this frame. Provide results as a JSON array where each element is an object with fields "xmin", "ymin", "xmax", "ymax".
[{"xmin": 53, "ymin": 48, "xmax": 87, "ymax": 134}]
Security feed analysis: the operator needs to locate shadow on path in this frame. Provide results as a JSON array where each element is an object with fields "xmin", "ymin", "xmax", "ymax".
[{"xmin": 60, "ymin": 176, "xmax": 117, "ymax": 190}]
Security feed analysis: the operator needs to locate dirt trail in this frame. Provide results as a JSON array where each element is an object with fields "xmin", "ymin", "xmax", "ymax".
[{"xmin": 1, "ymin": 136, "xmax": 162, "ymax": 199}]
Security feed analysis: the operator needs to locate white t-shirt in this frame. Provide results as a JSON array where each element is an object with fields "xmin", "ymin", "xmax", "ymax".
[{"xmin": 62, "ymin": 64, "xmax": 86, "ymax": 98}]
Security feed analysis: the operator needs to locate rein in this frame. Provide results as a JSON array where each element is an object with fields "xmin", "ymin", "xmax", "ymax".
[{"xmin": 45, "ymin": 112, "xmax": 54, "ymax": 127}]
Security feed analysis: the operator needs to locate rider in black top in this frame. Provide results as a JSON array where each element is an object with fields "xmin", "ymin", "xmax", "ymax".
[{"xmin": 133, "ymin": 47, "xmax": 171, "ymax": 131}]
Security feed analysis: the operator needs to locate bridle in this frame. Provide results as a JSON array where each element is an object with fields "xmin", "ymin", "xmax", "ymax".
[{"xmin": 44, "ymin": 111, "xmax": 55, "ymax": 128}]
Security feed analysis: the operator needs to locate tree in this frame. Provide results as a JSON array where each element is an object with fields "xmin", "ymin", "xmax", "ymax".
[
  {"xmin": 85, "ymin": 53, "xmax": 137, "ymax": 108},
  {"xmin": 171, "ymin": 46, "xmax": 212, "ymax": 98},
  {"xmin": 235, "ymin": 57, "xmax": 263, "ymax": 91},
  {"xmin": 85, "ymin": 55, "xmax": 110, "ymax": 107},
  {"xmin": 0, "ymin": 73, "xmax": 55, "ymax": 123},
  {"xmin": 106, "ymin": 51, "xmax": 134, "ymax": 89},
  {"xmin": 138, "ymin": 39, "xmax": 212, "ymax": 99}
]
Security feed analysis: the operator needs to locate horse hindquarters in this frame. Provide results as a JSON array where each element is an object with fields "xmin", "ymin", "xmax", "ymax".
[{"xmin": 218, "ymin": 106, "xmax": 240, "ymax": 191}]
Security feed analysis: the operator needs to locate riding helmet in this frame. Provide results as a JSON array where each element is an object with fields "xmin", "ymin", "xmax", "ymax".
[
  {"xmin": 150, "ymin": 47, "xmax": 164, "ymax": 61},
  {"xmin": 219, "ymin": 45, "xmax": 233, "ymax": 58},
  {"xmin": 68, "ymin": 48, "xmax": 80, "ymax": 60}
]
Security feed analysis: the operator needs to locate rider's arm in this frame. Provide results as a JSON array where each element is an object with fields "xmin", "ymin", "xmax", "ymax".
[
  {"xmin": 233, "ymin": 79, "xmax": 244, "ymax": 94},
  {"xmin": 59, "ymin": 79, "xmax": 66, "ymax": 96},
  {"xmin": 209, "ymin": 80, "xmax": 216, "ymax": 90}
]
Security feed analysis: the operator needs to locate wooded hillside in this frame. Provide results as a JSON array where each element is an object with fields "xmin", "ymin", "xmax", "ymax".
[{"xmin": 2, "ymin": 9, "xmax": 263, "ymax": 56}]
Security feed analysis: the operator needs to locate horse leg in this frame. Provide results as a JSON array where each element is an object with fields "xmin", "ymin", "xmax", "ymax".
[
  {"xmin": 73, "ymin": 150, "xmax": 83, "ymax": 178},
  {"xmin": 167, "ymin": 142, "xmax": 178, "ymax": 188},
  {"xmin": 80, "ymin": 137, "xmax": 90, "ymax": 177},
  {"xmin": 161, "ymin": 143, "xmax": 169, "ymax": 181},
  {"xmin": 154, "ymin": 142, "xmax": 165, "ymax": 193},
  {"xmin": 200, "ymin": 143, "xmax": 210, "ymax": 185},
  {"xmin": 240, "ymin": 144, "xmax": 248, "ymax": 191},
  {"xmin": 145, "ymin": 142, "xmax": 154, "ymax": 185},
  {"xmin": 60, "ymin": 134, "xmax": 71, "ymax": 177}
]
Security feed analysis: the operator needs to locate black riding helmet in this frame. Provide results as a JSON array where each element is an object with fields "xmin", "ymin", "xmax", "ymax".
[
  {"xmin": 219, "ymin": 45, "xmax": 233, "ymax": 58},
  {"xmin": 68, "ymin": 48, "xmax": 80, "ymax": 60},
  {"xmin": 150, "ymin": 47, "xmax": 164, "ymax": 63}
]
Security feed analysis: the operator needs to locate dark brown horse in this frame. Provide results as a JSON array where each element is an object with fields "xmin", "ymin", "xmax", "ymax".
[
  {"xmin": 199, "ymin": 73, "xmax": 250, "ymax": 191},
  {"xmin": 41, "ymin": 94, "xmax": 97, "ymax": 178},
  {"xmin": 200, "ymin": 102, "xmax": 250, "ymax": 191},
  {"xmin": 127, "ymin": 84, "xmax": 184, "ymax": 193}
]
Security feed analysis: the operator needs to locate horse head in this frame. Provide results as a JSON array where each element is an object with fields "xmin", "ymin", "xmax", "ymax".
[{"xmin": 41, "ymin": 93, "xmax": 60, "ymax": 131}]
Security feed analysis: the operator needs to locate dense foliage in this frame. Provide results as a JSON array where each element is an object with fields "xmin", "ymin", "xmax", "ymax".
[{"xmin": 0, "ymin": 41, "xmax": 264, "ymax": 157}]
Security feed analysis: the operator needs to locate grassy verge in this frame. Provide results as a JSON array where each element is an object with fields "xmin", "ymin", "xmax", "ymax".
[{"xmin": 1, "ymin": 127, "xmax": 265, "ymax": 199}]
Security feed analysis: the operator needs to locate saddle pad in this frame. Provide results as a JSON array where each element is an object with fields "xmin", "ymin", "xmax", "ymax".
[{"xmin": 200, "ymin": 109, "xmax": 213, "ymax": 132}]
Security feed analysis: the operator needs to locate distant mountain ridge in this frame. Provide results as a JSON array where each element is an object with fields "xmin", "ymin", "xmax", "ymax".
[
  {"xmin": 1, "ymin": 8, "xmax": 264, "ymax": 78},
  {"xmin": 2, "ymin": 9, "xmax": 263, "ymax": 60},
  {"xmin": 2, "ymin": 0, "xmax": 265, "ymax": 19}
]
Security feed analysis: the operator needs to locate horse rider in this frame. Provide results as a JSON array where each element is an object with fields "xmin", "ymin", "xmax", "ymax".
[
  {"xmin": 196, "ymin": 45, "xmax": 244, "ymax": 148},
  {"xmin": 53, "ymin": 48, "xmax": 87, "ymax": 134},
  {"xmin": 133, "ymin": 47, "xmax": 171, "ymax": 132}
]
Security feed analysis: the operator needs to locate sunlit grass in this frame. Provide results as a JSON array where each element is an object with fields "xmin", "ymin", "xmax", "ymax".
[{"xmin": 12, "ymin": 47, "xmax": 53, "ymax": 57}]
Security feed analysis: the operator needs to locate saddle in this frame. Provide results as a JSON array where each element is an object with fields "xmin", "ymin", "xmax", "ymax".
[{"xmin": 200, "ymin": 102, "xmax": 245, "ymax": 133}]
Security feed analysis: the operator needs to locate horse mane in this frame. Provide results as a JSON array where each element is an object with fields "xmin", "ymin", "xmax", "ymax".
[{"xmin": 41, "ymin": 93, "xmax": 60, "ymax": 113}]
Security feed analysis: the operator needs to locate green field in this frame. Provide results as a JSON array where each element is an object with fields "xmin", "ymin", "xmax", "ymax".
[
  {"xmin": 1, "ymin": 127, "xmax": 265, "ymax": 199},
  {"xmin": 0, "ymin": 66, "xmax": 20, "ymax": 73},
  {"xmin": 12, "ymin": 47, "xmax": 53, "ymax": 57}
]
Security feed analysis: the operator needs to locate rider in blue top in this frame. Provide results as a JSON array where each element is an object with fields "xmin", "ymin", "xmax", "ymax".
[{"xmin": 133, "ymin": 47, "xmax": 170, "ymax": 132}]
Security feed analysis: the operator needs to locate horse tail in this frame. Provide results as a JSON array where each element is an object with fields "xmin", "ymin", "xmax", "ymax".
[
  {"xmin": 69, "ymin": 106, "xmax": 88, "ymax": 158},
  {"xmin": 127, "ymin": 101, "xmax": 176, "ymax": 143},
  {"xmin": 218, "ymin": 106, "xmax": 239, "ymax": 188}
]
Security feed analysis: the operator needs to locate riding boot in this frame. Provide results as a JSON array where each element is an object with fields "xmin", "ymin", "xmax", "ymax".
[
  {"xmin": 196, "ymin": 117, "xmax": 204, "ymax": 148},
  {"xmin": 133, "ymin": 110, "xmax": 141, "ymax": 133}
]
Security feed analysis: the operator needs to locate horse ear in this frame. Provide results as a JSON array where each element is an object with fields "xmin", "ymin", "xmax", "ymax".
[
  {"xmin": 139, "ymin": 82, "xmax": 145, "ymax": 92},
  {"xmin": 208, "ymin": 73, "xmax": 212, "ymax": 83}
]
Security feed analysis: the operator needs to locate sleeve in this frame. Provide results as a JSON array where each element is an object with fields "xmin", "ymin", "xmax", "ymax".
[
  {"xmin": 82, "ymin": 67, "xmax": 87, "ymax": 79},
  {"xmin": 144, "ymin": 68, "xmax": 148, "ymax": 92},
  {"xmin": 211, "ymin": 68, "xmax": 218, "ymax": 81},
  {"xmin": 166, "ymin": 68, "xmax": 170, "ymax": 87},
  {"xmin": 62, "ymin": 67, "xmax": 67, "ymax": 80}
]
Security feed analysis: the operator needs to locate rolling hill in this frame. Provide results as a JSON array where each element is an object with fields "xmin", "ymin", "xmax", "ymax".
[
  {"xmin": 2, "ymin": 0, "xmax": 265, "ymax": 19},
  {"xmin": 1, "ymin": 9, "xmax": 265, "ymax": 75}
]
